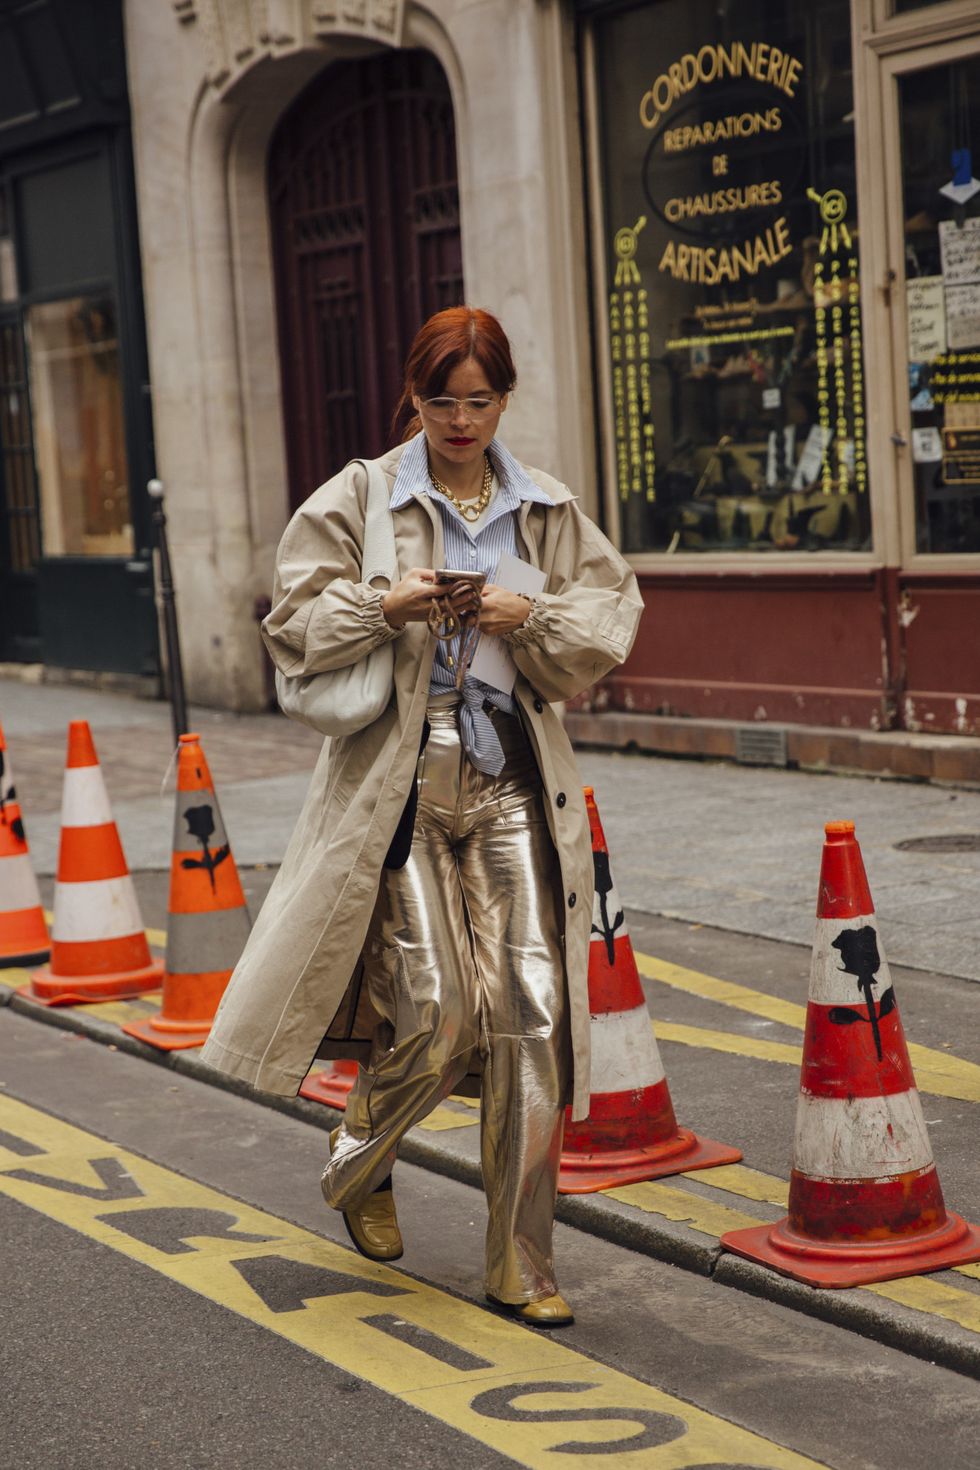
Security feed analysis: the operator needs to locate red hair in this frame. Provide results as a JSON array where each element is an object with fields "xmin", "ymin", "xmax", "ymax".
[{"xmin": 390, "ymin": 306, "xmax": 517, "ymax": 442}]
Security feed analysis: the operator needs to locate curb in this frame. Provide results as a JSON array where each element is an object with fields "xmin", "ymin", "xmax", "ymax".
[
  {"xmin": 3, "ymin": 981, "xmax": 979, "ymax": 1382},
  {"xmin": 566, "ymin": 709, "xmax": 980, "ymax": 789}
]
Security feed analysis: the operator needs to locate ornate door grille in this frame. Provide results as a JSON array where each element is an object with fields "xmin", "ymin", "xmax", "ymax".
[{"xmin": 270, "ymin": 49, "xmax": 463, "ymax": 510}]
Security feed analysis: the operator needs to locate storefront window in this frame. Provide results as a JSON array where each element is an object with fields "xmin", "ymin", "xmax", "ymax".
[
  {"xmin": 26, "ymin": 294, "xmax": 133, "ymax": 556},
  {"xmin": 900, "ymin": 55, "xmax": 980, "ymax": 554},
  {"xmin": 593, "ymin": 1, "xmax": 872, "ymax": 553}
]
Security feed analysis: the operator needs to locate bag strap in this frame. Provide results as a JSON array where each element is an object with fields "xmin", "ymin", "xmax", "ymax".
[{"xmin": 351, "ymin": 457, "xmax": 398, "ymax": 589}]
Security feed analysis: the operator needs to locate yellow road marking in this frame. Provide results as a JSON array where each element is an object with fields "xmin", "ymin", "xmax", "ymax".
[
  {"xmin": 417, "ymin": 1102, "xmax": 480, "ymax": 1133},
  {"xmin": 610, "ymin": 1155, "xmax": 980, "ymax": 1332},
  {"xmin": 637, "ymin": 951, "xmax": 980, "ymax": 1105},
  {"xmin": 637, "ymin": 954, "xmax": 808, "ymax": 1030},
  {"xmin": 82, "ymin": 998, "xmax": 162, "ymax": 1026},
  {"xmin": 655, "ymin": 1021, "xmax": 803, "ymax": 1069},
  {"xmin": 0, "ymin": 1094, "xmax": 823, "ymax": 1470},
  {"xmin": 604, "ymin": 1179, "xmax": 764, "ymax": 1238},
  {"xmin": 689, "ymin": 1164, "xmax": 790, "ymax": 1208},
  {"xmin": 867, "ymin": 1275, "xmax": 980, "ymax": 1330}
]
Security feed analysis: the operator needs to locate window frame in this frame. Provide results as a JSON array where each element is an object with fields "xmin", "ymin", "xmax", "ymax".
[{"xmin": 579, "ymin": 0, "xmax": 887, "ymax": 569}]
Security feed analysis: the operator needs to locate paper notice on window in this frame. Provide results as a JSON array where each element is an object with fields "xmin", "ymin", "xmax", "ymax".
[
  {"xmin": 906, "ymin": 276, "xmax": 946, "ymax": 361},
  {"xmin": 765, "ymin": 426, "xmax": 795, "ymax": 487},
  {"xmin": 939, "ymin": 217, "xmax": 980, "ymax": 286},
  {"xmin": 467, "ymin": 553, "xmax": 547, "ymax": 695},
  {"xmin": 945, "ymin": 283, "xmax": 980, "ymax": 351},
  {"xmin": 792, "ymin": 424, "xmax": 832, "ymax": 489},
  {"xmin": 912, "ymin": 427, "xmax": 943, "ymax": 464}
]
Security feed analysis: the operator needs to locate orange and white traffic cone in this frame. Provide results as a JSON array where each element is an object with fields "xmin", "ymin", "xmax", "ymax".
[
  {"xmin": 28, "ymin": 721, "xmax": 163, "ymax": 1004},
  {"xmin": 300, "ymin": 1059, "xmax": 360, "ymax": 1110},
  {"xmin": 123, "ymin": 733, "xmax": 249, "ymax": 1050},
  {"xmin": 721, "ymin": 820, "xmax": 980, "ymax": 1287},
  {"xmin": 0, "ymin": 723, "xmax": 50, "ymax": 967},
  {"xmin": 558, "ymin": 788, "xmax": 742, "ymax": 1193}
]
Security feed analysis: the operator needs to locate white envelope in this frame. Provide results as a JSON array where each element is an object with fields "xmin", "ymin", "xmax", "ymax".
[{"xmin": 468, "ymin": 552, "xmax": 547, "ymax": 694}]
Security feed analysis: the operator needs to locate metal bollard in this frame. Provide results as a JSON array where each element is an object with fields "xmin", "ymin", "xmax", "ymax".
[
  {"xmin": 253, "ymin": 594, "xmax": 278, "ymax": 712},
  {"xmin": 147, "ymin": 479, "xmax": 188, "ymax": 745}
]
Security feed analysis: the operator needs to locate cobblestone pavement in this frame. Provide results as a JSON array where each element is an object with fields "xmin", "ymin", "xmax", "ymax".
[{"xmin": 4, "ymin": 676, "xmax": 980, "ymax": 980}]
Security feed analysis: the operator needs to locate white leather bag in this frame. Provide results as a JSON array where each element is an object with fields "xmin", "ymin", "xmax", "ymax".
[{"xmin": 274, "ymin": 457, "xmax": 398, "ymax": 737}]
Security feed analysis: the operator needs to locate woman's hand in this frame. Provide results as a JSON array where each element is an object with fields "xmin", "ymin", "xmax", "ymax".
[
  {"xmin": 382, "ymin": 569, "xmax": 438, "ymax": 628},
  {"xmin": 382, "ymin": 570, "xmax": 479, "ymax": 628},
  {"xmin": 478, "ymin": 584, "xmax": 532, "ymax": 636}
]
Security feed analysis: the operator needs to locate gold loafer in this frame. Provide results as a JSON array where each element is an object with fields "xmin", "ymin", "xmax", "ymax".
[
  {"xmin": 329, "ymin": 1128, "xmax": 403, "ymax": 1263},
  {"xmin": 342, "ymin": 1189, "xmax": 403, "ymax": 1262},
  {"xmin": 486, "ymin": 1291, "xmax": 574, "ymax": 1327}
]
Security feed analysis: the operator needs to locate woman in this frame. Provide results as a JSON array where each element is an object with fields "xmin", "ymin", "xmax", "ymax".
[{"xmin": 201, "ymin": 307, "xmax": 642, "ymax": 1325}]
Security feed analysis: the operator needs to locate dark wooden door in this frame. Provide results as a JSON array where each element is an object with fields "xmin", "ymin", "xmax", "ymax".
[
  {"xmin": 0, "ymin": 312, "xmax": 42, "ymax": 661},
  {"xmin": 269, "ymin": 49, "xmax": 463, "ymax": 510}
]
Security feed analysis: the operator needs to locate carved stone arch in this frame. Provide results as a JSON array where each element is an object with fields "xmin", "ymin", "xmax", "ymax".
[
  {"xmin": 172, "ymin": 0, "xmax": 408, "ymax": 97},
  {"xmin": 181, "ymin": 4, "xmax": 468, "ymax": 549},
  {"xmin": 150, "ymin": 0, "xmax": 513, "ymax": 710}
]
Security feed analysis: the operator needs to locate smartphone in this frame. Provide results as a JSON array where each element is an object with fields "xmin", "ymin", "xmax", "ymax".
[{"xmin": 434, "ymin": 569, "xmax": 486, "ymax": 589}]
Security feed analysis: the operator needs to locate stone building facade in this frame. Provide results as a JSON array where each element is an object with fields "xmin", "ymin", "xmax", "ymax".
[{"xmin": 126, "ymin": 0, "xmax": 594, "ymax": 710}]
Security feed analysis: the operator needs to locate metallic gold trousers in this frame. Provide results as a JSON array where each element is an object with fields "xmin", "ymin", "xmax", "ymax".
[{"xmin": 321, "ymin": 701, "xmax": 570, "ymax": 1303}]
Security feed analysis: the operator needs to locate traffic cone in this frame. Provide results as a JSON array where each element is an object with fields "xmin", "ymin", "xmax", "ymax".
[
  {"xmin": 300, "ymin": 1059, "xmax": 360, "ymax": 1110},
  {"xmin": 0, "ymin": 723, "xmax": 50, "ymax": 967},
  {"xmin": 721, "ymin": 820, "xmax": 980, "ymax": 1287},
  {"xmin": 122, "ymin": 733, "xmax": 251, "ymax": 1050},
  {"xmin": 28, "ymin": 721, "xmax": 163, "ymax": 1003},
  {"xmin": 558, "ymin": 788, "xmax": 742, "ymax": 1193}
]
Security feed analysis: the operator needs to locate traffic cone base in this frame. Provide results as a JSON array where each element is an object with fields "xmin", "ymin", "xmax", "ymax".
[
  {"xmin": 0, "ymin": 723, "xmax": 50, "ymax": 967},
  {"xmin": 0, "ymin": 901, "xmax": 50, "ymax": 967},
  {"xmin": 559, "ymin": 1125, "xmax": 741, "ymax": 1193},
  {"xmin": 721, "ymin": 820, "xmax": 980, "ymax": 1288},
  {"xmin": 122, "ymin": 969, "xmax": 231, "ymax": 1050},
  {"xmin": 559, "ymin": 1078, "xmax": 741, "ymax": 1192},
  {"xmin": 26, "ymin": 957, "xmax": 163, "ymax": 1006},
  {"xmin": 121, "ymin": 735, "xmax": 250, "ymax": 1053},
  {"xmin": 300, "ymin": 1060, "xmax": 360, "ymax": 1109},
  {"xmin": 721, "ymin": 1210, "xmax": 980, "ymax": 1289},
  {"xmin": 1, "ymin": 943, "xmax": 50, "ymax": 969}
]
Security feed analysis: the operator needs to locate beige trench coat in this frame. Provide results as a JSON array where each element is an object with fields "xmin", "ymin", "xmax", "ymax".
[{"xmin": 200, "ymin": 440, "xmax": 642, "ymax": 1120}]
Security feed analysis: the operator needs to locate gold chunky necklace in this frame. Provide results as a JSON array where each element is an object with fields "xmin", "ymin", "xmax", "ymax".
[{"xmin": 429, "ymin": 453, "xmax": 494, "ymax": 522}]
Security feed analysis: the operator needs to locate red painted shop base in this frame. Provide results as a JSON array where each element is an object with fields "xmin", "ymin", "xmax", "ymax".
[{"xmin": 720, "ymin": 1211, "xmax": 980, "ymax": 1289}]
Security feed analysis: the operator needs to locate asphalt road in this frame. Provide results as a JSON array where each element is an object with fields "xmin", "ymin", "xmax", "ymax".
[{"xmin": 3, "ymin": 1006, "xmax": 980, "ymax": 1470}]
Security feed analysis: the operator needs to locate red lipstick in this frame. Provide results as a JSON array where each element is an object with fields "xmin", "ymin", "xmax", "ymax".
[{"xmin": 447, "ymin": 436, "xmax": 475, "ymax": 446}]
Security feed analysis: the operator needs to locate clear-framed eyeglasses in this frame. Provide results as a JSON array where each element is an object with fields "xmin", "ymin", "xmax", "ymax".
[{"xmin": 419, "ymin": 394, "xmax": 502, "ymax": 420}]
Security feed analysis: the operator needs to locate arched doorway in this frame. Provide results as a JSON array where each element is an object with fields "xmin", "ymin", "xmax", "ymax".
[{"xmin": 269, "ymin": 49, "xmax": 463, "ymax": 510}]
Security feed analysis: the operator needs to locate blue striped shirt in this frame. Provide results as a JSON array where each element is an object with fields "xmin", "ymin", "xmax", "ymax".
[{"xmin": 389, "ymin": 431, "xmax": 554, "ymax": 770}]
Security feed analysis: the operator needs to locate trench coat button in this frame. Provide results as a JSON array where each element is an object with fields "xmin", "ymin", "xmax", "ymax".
[
  {"xmin": 568, "ymin": 892, "xmax": 576, "ymax": 908},
  {"xmin": 533, "ymin": 698, "xmax": 543, "ymax": 713},
  {"xmin": 556, "ymin": 792, "xmax": 567, "ymax": 808}
]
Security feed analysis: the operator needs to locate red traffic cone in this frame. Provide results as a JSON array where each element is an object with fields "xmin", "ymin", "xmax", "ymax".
[
  {"xmin": 721, "ymin": 820, "xmax": 980, "ymax": 1287},
  {"xmin": 29, "ymin": 722, "xmax": 163, "ymax": 1003},
  {"xmin": 300, "ymin": 1059, "xmax": 360, "ymax": 1110},
  {"xmin": 0, "ymin": 723, "xmax": 50, "ymax": 967},
  {"xmin": 558, "ymin": 788, "xmax": 742, "ymax": 1193},
  {"xmin": 122, "ymin": 734, "xmax": 251, "ymax": 1050}
]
